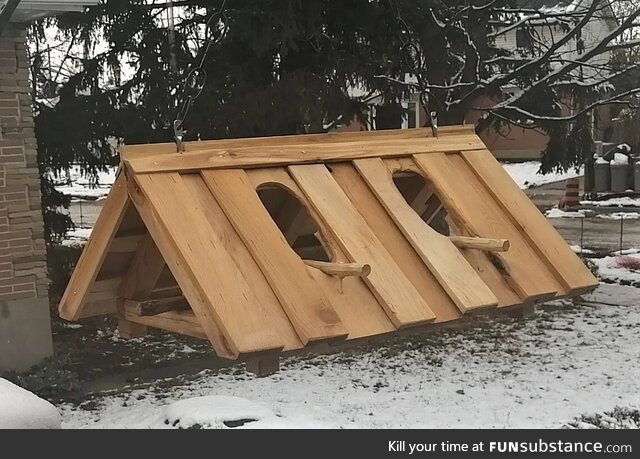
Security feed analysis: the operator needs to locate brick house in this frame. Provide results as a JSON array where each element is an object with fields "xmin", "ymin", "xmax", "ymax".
[
  {"xmin": 0, "ymin": 1, "xmax": 98, "ymax": 371},
  {"xmin": 341, "ymin": 0, "xmax": 618, "ymax": 160}
]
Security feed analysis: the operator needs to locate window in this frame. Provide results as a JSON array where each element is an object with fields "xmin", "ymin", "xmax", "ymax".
[{"xmin": 516, "ymin": 28, "xmax": 533, "ymax": 49}]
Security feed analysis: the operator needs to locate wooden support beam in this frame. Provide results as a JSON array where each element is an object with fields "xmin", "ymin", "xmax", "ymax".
[
  {"xmin": 449, "ymin": 236, "xmax": 510, "ymax": 253},
  {"xmin": 123, "ymin": 296, "xmax": 189, "ymax": 316},
  {"xmin": 117, "ymin": 233, "xmax": 166, "ymax": 338},
  {"xmin": 120, "ymin": 125, "xmax": 476, "ymax": 159},
  {"xmin": 303, "ymin": 260, "xmax": 371, "ymax": 279},
  {"xmin": 122, "ymin": 305, "xmax": 207, "ymax": 340},
  {"xmin": 245, "ymin": 355, "xmax": 280, "ymax": 376},
  {"xmin": 124, "ymin": 135, "xmax": 486, "ymax": 174}
]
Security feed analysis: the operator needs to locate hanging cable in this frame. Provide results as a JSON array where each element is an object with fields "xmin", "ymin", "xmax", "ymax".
[
  {"xmin": 173, "ymin": 0, "xmax": 229, "ymax": 152},
  {"xmin": 389, "ymin": 0, "xmax": 438, "ymax": 137}
]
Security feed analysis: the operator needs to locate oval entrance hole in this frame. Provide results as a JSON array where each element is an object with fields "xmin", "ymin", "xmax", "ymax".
[
  {"xmin": 392, "ymin": 171, "xmax": 451, "ymax": 236},
  {"xmin": 257, "ymin": 184, "xmax": 331, "ymax": 262}
]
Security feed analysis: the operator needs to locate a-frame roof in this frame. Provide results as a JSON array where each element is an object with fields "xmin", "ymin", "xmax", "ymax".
[{"xmin": 59, "ymin": 125, "xmax": 597, "ymax": 360}]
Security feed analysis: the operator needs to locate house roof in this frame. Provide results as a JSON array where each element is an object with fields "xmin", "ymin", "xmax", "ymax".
[
  {"xmin": 58, "ymin": 125, "xmax": 597, "ymax": 360},
  {"xmin": 3, "ymin": 0, "xmax": 100, "ymax": 22}
]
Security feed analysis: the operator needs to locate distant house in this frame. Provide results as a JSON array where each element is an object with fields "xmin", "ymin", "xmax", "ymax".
[
  {"xmin": 0, "ymin": 0, "xmax": 100, "ymax": 372},
  {"xmin": 340, "ymin": 0, "xmax": 618, "ymax": 160}
]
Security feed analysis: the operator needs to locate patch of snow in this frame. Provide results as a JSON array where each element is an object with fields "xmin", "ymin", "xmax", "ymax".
[
  {"xmin": 0, "ymin": 379, "xmax": 61, "ymax": 429},
  {"xmin": 581, "ymin": 197, "xmax": 640, "ymax": 207},
  {"xmin": 57, "ymin": 284, "xmax": 640, "ymax": 429},
  {"xmin": 51, "ymin": 165, "xmax": 117, "ymax": 199},
  {"xmin": 565, "ymin": 407, "xmax": 640, "ymax": 429},
  {"xmin": 545, "ymin": 207, "xmax": 586, "ymax": 218},
  {"xmin": 596, "ymin": 212, "xmax": 640, "ymax": 220},
  {"xmin": 501, "ymin": 161, "xmax": 582, "ymax": 189},
  {"xmin": 570, "ymin": 245, "xmax": 595, "ymax": 254},
  {"xmin": 63, "ymin": 227, "xmax": 92, "ymax": 245},
  {"xmin": 595, "ymin": 156, "xmax": 609, "ymax": 165},
  {"xmin": 590, "ymin": 253, "xmax": 640, "ymax": 287},
  {"xmin": 611, "ymin": 153, "xmax": 629, "ymax": 165},
  {"xmin": 158, "ymin": 396, "xmax": 277, "ymax": 429}
]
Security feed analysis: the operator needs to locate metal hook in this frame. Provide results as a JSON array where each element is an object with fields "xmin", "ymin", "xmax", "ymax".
[
  {"xmin": 430, "ymin": 111, "xmax": 438, "ymax": 138},
  {"xmin": 173, "ymin": 119, "xmax": 185, "ymax": 153}
]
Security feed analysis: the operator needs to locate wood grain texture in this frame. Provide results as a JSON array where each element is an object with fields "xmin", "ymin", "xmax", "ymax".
[
  {"xmin": 354, "ymin": 158, "xmax": 498, "ymax": 313},
  {"xmin": 382, "ymin": 157, "xmax": 521, "ymax": 308},
  {"xmin": 449, "ymin": 236, "xmax": 510, "ymax": 252},
  {"xmin": 180, "ymin": 173, "xmax": 303, "ymax": 351},
  {"xmin": 289, "ymin": 164, "xmax": 436, "ymax": 328},
  {"xmin": 120, "ymin": 125, "xmax": 476, "ymax": 159},
  {"xmin": 414, "ymin": 153, "xmax": 562, "ymax": 301},
  {"xmin": 201, "ymin": 169, "xmax": 347, "ymax": 345},
  {"xmin": 116, "ymin": 233, "xmax": 167, "ymax": 338},
  {"xmin": 125, "ymin": 135, "xmax": 485, "ymax": 174},
  {"xmin": 123, "ymin": 306, "xmax": 207, "ymax": 340},
  {"xmin": 131, "ymin": 172, "xmax": 286, "ymax": 358},
  {"xmin": 59, "ymin": 172, "xmax": 129, "ymax": 321},
  {"xmin": 461, "ymin": 149, "xmax": 598, "ymax": 295},
  {"xmin": 247, "ymin": 168, "xmax": 396, "ymax": 340},
  {"xmin": 329, "ymin": 163, "xmax": 463, "ymax": 322}
]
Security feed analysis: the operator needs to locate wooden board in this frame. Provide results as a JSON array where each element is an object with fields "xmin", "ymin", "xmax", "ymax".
[
  {"xmin": 353, "ymin": 158, "xmax": 498, "ymax": 313},
  {"xmin": 117, "ymin": 233, "xmax": 167, "ymax": 338},
  {"xmin": 125, "ymin": 135, "xmax": 485, "ymax": 174},
  {"xmin": 131, "ymin": 172, "xmax": 286, "ymax": 357},
  {"xmin": 383, "ymin": 157, "xmax": 522, "ymax": 308},
  {"xmin": 329, "ymin": 163, "xmax": 462, "ymax": 322},
  {"xmin": 59, "ymin": 172, "xmax": 129, "ymax": 321},
  {"xmin": 414, "ymin": 153, "xmax": 562, "ymax": 301},
  {"xmin": 247, "ymin": 168, "xmax": 396, "ymax": 339},
  {"xmin": 461, "ymin": 150, "xmax": 598, "ymax": 295},
  {"xmin": 120, "ymin": 125, "xmax": 476, "ymax": 159},
  {"xmin": 201, "ymin": 169, "xmax": 347, "ymax": 345},
  {"xmin": 180, "ymin": 174, "xmax": 303, "ymax": 351},
  {"xmin": 289, "ymin": 164, "xmax": 436, "ymax": 328}
]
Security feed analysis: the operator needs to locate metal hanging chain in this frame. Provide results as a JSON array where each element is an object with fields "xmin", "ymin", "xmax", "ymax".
[
  {"xmin": 389, "ymin": 0, "xmax": 438, "ymax": 137},
  {"xmin": 173, "ymin": 0, "xmax": 229, "ymax": 152}
]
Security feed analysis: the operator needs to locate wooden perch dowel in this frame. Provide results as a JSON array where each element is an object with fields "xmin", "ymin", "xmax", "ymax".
[
  {"xmin": 303, "ymin": 260, "xmax": 372, "ymax": 278},
  {"xmin": 449, "ymin": 236, "xmax": 510, "ymax": 252}
]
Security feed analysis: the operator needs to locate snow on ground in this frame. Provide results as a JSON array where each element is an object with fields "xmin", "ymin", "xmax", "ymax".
[
  {"xmin": 591, "ymin": 253, "xmax": 640, "ymax": 288},
  {"xmin": 566, "ymin": 407, "xmax": 640, "ymax": 429},
  {"xmin": 545, "ymin": 208, "xmax": 586, "ymax": 218},
  {"xmin": 0, "ymin": 379, "xmax": 61, "ymax": 429},
  {"xmin": 160, "ymin": 395, "xmax": 296, "ymax": 429},
  {"xmin": 50, "ymin": 165, "xmax": 116, "ymax": 199},
  {"xmin": 582, "ymin": 197, "xmax": 640, "ymax": 208},
  {"xmin": 57, "ymin": 283, "xmax": 640, "ymax": 429},
  {"xmin": 61, "ymin": 227, "xmax": 93, "ymax": 246},
  {"xmin": 597, "ymin": 212, "xmax": 640, "ymax": 220},
  {"xmin": 501, "ymin": 162, "xmax": 582, "ymax": 189}
]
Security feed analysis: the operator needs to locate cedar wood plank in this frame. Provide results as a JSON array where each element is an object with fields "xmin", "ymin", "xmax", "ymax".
[
  {"xmin": 125, "ymin": 135, "xmax": 484, "ymax": 174},
  {"xmin": 462, "ymin": 150, "xmax": 598, "ymax": 294},
  {"xmin": 246, "ymin": 168, "xmax": 396, "ymax": 339},
  {"xmin": 384, "ymin": 157, "xmax": 522, "ymax": 308},
  {"xmin": 120, "ymin": 125, "xmax": 476, "ymax": 159},
  {"xmin": 414, "ymin": 153, "xmax": 562, "ymax": 301},
  {"xmin": 353, "ymin": 158, "xmax": 498, "ymax": 313},
  {"xmin": 180, "ymin": 174, "xmax": 303, "ymax": 351},
  {"xmin": 289, "ymin": 164, "xmax": 436, "ymax": 327},
  {"xmin": 116, "ymin": 233, "xmax": 166, "ymax": 337},
  {"xmin": 201, "ymin": 169, "xmax": 348, "ymax": 344},
  {"xmin": 132, "ymin": 172, "xmax": 286, "ymax": 357},
  {"xmin": 329, "ymin": 163, "xmax": 462, "ymax": 322},
  {"xmin": 58, "ymin": 172, "xmax": 129, "ymax": 321}
]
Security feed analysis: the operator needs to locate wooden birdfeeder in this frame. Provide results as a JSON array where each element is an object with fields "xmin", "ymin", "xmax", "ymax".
[{"xmin": 58, "ymin": 125, "xmax": 598, "ymax": 374}]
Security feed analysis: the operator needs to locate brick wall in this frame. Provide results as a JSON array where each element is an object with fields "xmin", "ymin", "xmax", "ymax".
[{"xmin": 0, "ymin": 24, "xmax": 48, "ymax": 302}]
